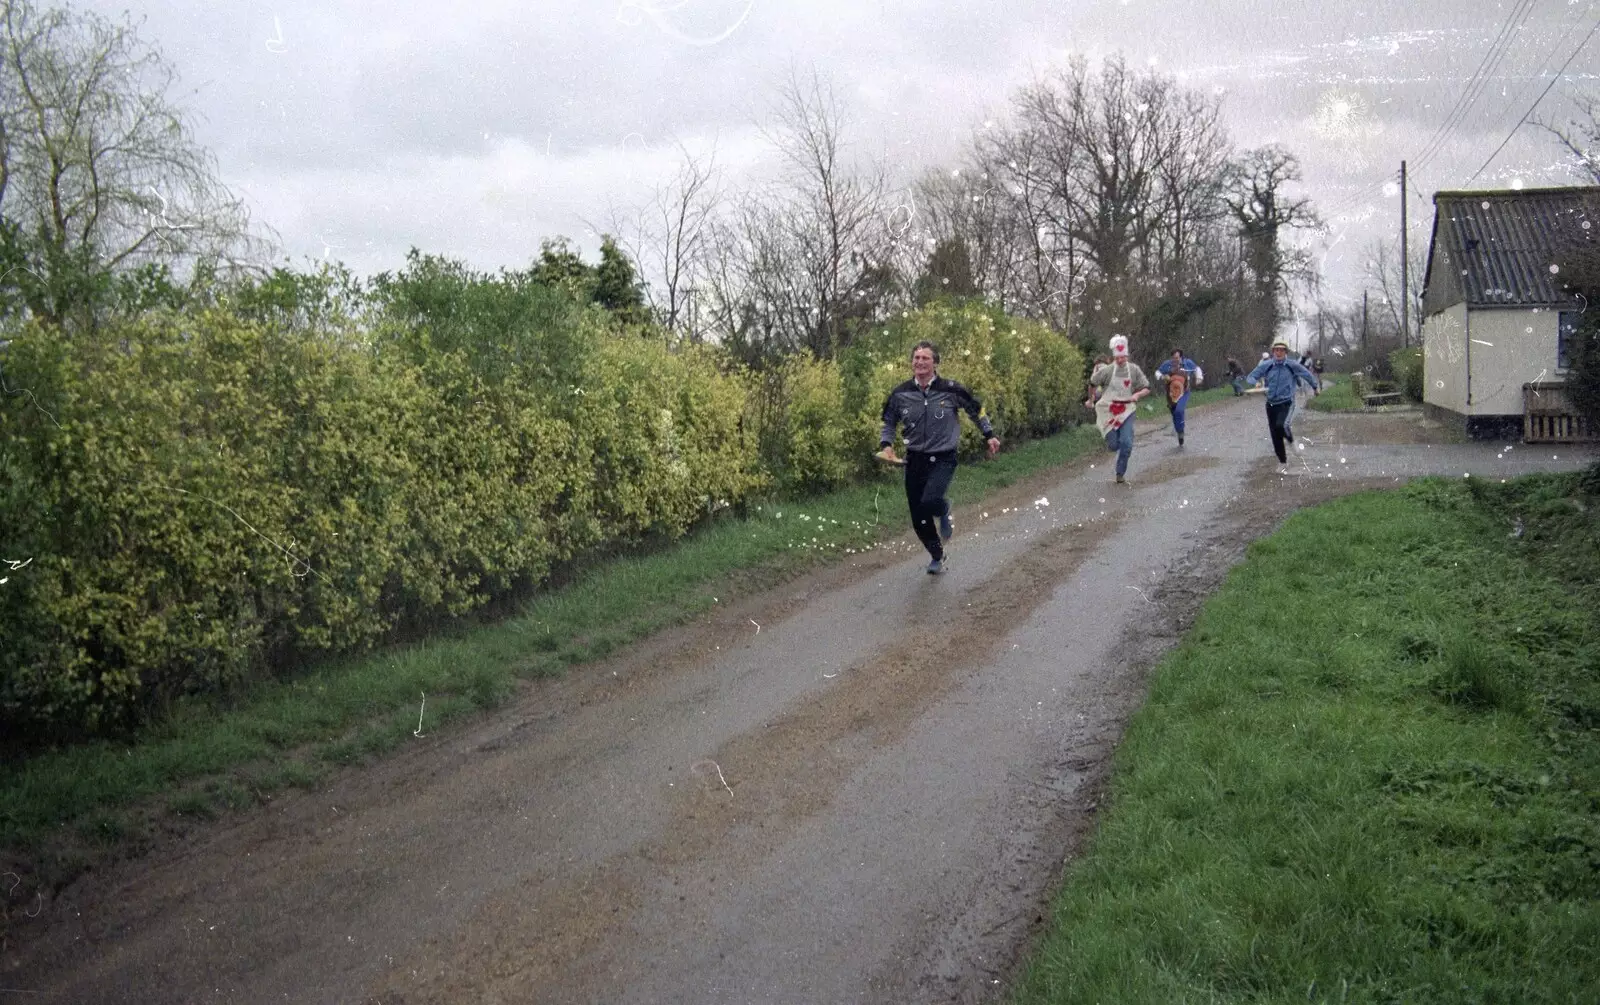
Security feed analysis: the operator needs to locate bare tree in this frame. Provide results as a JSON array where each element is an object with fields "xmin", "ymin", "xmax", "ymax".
[
  {"xmin": 978, "ymin": 101, "xmax": 1087, "ymax": 329},
  {"xmin": 986, "ymin": 53, "xmax": 1180, "ymax": 333},
  {"xmin": 1306, "ymin": 300, "xmax": 1359, "ymax": 364},
  {"xmin": 1150, "ymin": 87, "xmax": 1232, "ymax": 292},
  {"xmin": 0, "ymin": 0, "xmax": 263, "ymax": 326},
  {"xmin": 707, "ymin": 66, "xmax": 895, "ymax": 359},
  {"xmin": 1361, "ymin": 236, "xmax": 1426, "ymax": 344},
  {"xmin": 771, "ymin": 66, "xmax": 896, "ymax": 356},
  {"xmin": 933, "ymin": 56, "xmax": 1237, "ymax": 347},
  {"xmin": 915, "ymin": 154, "xmax": 1047, "ymax": 319},
  {"xmin": 1535, "ymin": 91, "xmax": 1600, "ymax": 184},
  {"xmin": 1060, "ymin": 57, "xmax": 1175, "ymax": 285},
  {"xmin": 614, "ymin": 142, "xmax": 721, "ymax": 341},
  {"xmin": 1225, "ymin": 146, "xmax": 1322, "ymax": 344}
]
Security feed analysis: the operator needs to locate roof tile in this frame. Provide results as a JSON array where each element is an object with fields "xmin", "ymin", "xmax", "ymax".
[{"xmin": 1429, "ymin": 186, "xmax": 1600, "ymax": 308}]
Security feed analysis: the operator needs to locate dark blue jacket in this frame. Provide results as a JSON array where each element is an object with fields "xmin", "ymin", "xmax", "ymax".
[{"xmin": 880, "ymin": 375, "xmax": 994, "ymax": 454}]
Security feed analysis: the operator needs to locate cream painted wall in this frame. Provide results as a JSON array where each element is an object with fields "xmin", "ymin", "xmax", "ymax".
[
  {"xmin": 1423, "ymin": 304, "xmax": 1565, "ymax": 416},
  {"xmin": 1422, "ymin": 302, "xmax": 1468, "ymax": 414},
  {"xmin": 1466, "ymin": 307, "xmax": 1563, "ymax": 415}
]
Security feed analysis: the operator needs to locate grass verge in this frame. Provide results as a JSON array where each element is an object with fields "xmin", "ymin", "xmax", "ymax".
[
  {"xmin": 0, "ymin": 423, "xmax": 1106, "ymax": 883},
  {"xmin": 1184, "ymin": 384, "xmax": 1246, "ymax": 411},
  {"xmin": 1010, "ymin": 466, "xmax": 1600, "ymax": 1004},
  {"xmin": 1308, "ymin": 375, "xmax": 1364, "ymax": 412}
]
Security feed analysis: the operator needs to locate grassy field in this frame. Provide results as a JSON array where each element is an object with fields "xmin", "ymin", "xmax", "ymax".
[
  {"xmin": 1, "ymin": 422, "xmax": 1109, "ymax": 876},
  {"xmin": 1011, "ymin": 467, "xmax": 1600, "ymax": 1004}
]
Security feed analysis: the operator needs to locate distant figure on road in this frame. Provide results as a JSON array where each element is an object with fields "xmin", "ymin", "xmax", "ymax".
[
  {"xmin": 1155, "ymin": 348, "xmax": 1201, "ymax": 447},
  {"xmin": 1085, "ymin": 335, "xmax": 1151, "ymax": 485},
  {"xmin": 1226, "ymin": 357, "xmax": 1245, "ymax": 396},
  {"xmin": 1247, "ymin": 340, "xmax": 1320, "ymax": 470},
  {"xmin": 877, "ymin": 340, "xmax": 1000, "ymax": 575}
]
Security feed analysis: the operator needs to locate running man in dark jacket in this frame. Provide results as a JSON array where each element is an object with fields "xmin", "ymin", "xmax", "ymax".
[
  {"xmin": 1226, "ymin": 357, "xmax": 1245, "ymax": 396},
  {"xmin": 1247, "ymin": 340, "xmax": 1320, "ymax": 468},
  {"xmin": 877, "ymin": 341, "xmax": 1000, "ymax": 575}
]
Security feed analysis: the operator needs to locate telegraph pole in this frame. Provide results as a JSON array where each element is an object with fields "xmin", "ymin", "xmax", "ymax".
[
  {"xmin": 1400, "ymin": 160, "xmax": 1410, "ymax": 348},
  {"xmin": 1362, "ymin": 290, "xmax": 1369, "ymax": 350}
]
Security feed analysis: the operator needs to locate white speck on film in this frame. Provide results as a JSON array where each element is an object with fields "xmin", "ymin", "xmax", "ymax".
[
  {"xmin": 168, "ymin": 488, "xmax": 332, "ymax": 585},
  {"xmin": 1311, "ymin": 88, "xmax": 1382, "ymax": 173},
  {"xmin": 691, "ymin": 758, "xmax": 735, "ymax": 797},
  {"xmin": 264, "ymin": 15, "xmax": 286, "ymax": 53},
  {"xmin": 616, "ymin": 0, "xmax": 755, "ymax": 47},
  {"xmin": 1, "ymin": 365, "xmax": 62, "ymax": 428}
]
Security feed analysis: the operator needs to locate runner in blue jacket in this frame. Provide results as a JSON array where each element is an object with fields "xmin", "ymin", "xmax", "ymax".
[
  {"xmin": 1247, "ymin": 341, "xmax": 1319, "ymax": 466},
  {"xmin": 1154, "ymin": 348, "xmax": 1201, "ymax": 446}
]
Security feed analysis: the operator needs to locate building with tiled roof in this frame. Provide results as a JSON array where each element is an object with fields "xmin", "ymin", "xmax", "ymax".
[{"xmin": 1420, "ymin": 185, "xmax": 1599, "ymax": 439}]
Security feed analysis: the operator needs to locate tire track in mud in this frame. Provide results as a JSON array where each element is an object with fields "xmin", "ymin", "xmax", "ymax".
[{"xmin": 366, "ymin": 509, "xmax": 1132, "ymax": 1004}]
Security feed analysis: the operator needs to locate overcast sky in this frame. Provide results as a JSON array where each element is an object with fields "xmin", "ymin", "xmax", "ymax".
[{"xmin": 85, "ymin": 0, "xmax": 1600, "ymax": 325}]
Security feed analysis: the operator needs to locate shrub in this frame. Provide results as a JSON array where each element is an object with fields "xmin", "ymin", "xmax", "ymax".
[
  {"xmin": 1390, "ymin": 345, "xmax": 1424, "ymax": 402},
  {"xmin": 0, "ymin": 311, "xmax": 762, "ymax": 732},
  {"xmin": 746, "ymin": 354, "xmax": 858, "ymax": 495},
  {"xmin": 0, "ymin": 290, "xmax": 1078, "ymax": 733},
  {"xmin": 845, "ymin": 299, "xmax": 1084, "ymax": 455}
]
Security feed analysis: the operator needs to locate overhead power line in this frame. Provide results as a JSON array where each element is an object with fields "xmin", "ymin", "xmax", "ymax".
[
  {"xmin": 1322, "ymin": 0, "xmax": 1566, "ymax": 221},
  {"xmin": 1412, "ymin": 0, "xmax": 1540, "ymax": 175},
  {"xmin": 1465, "ymin": 14, "xmax": 1600, "ymax": 184}
]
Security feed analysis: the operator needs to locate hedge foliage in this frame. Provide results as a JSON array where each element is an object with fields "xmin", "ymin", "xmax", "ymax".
[
  {"xmin": 1389, "ymin": 345, "xmax": 1424, "ymax": 402},
  {"xmin": 0, "ymin": 296, "xmax": 1081, "ymax": 732},
  {"xmin": 845, "ymin": 298, "xmax": 1083, "ymax": 449}
]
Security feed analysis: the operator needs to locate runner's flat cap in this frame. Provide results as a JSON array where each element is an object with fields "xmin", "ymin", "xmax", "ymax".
[{"xmin": 1271, "ymin": 340, "xmax": 1290, "ymax": 351}]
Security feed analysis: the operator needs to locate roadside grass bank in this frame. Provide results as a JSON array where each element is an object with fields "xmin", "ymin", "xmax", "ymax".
[
  {"xmin": 0, "ymin": 423, "xmax": 1105, "ymax": 887},
  {"xmin": 1308, "ymin": 375, "xmax": 1364, "ymax": 412},
  {"xmin": 1178, "ymin": 384, "xmax": 1238, "ymax": 411},
  {"xmin": 1011, "ymin": 466, "xmax": 1600, "ymax": 1004}
]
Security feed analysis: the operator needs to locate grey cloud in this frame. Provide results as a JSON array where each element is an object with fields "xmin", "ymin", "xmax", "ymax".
[{"xmin": 77, "ymin": 0, "xmax": 1600, "ymax": 297}]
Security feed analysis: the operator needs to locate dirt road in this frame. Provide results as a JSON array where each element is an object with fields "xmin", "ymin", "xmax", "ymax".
[{"xmin": 5, "ymin": 398, "xmax": 1596, "ymax": 1004}]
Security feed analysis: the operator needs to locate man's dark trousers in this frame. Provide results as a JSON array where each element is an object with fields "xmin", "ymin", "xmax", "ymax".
[
  {"xmin": 1266, "ymin": 400, "xmax": 1293, "ymax": 462},
  {"xmin": 905, "ymin": 450, "xmax": 957, "ymax": 560}
]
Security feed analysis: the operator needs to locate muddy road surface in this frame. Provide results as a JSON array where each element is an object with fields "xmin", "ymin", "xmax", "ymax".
[{"xmin": 6, "ymin": 398, "xmax": 1596, "ymax": 1004}]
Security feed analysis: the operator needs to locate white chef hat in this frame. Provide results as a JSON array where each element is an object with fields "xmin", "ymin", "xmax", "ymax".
[{"xmin": 1109, "ymin": 335, "xmax": 1129, "ymax": 356}]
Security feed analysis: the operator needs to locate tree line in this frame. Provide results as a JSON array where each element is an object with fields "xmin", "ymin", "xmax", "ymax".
[
  {"xmin": 618, "ymin": 59, "xmax": 1326, "ymax": 381},
  {"xmin": 5, "ymin": 0, "xmax": 1600, "ymax": 372}
]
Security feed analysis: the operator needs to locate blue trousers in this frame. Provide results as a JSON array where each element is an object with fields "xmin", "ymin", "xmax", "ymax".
[
  {"xmin": 1168, "ymin": 394, "xmax": 1188, "ymax": 436},
  {"xmin": 1103, "ymin": 417, "xmax": 1135, "ymax": 476}
]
